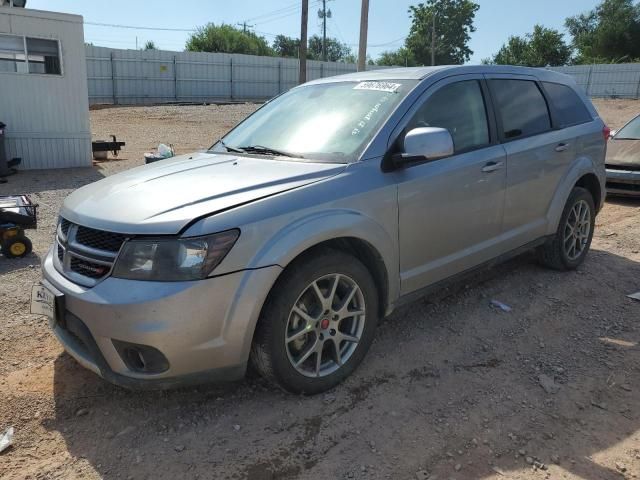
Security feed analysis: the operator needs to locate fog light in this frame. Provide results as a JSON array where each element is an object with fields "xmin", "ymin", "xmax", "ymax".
[{"xmin": 112, "ymin": 340, "xmax": 169, "ymax": 374}]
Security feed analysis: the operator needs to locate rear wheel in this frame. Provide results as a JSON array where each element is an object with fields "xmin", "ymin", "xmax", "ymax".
[
  {"xmin": 2, "ymin": 235, "xmax": 32, "ymax": 258},
  {"xmin": 538, "ymin": 187, "xmax": 595, "ymax": 270},
  {"xmin": 251, "ymin": 249, "xmax": 379, "ymax": 394}
]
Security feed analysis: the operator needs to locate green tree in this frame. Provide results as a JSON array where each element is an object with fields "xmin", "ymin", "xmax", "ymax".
[
  {"xmin": 405, "ymin": 0, "xmax": 479, "ymax": 65},
  {"xmin": 143, "ymin": 40, "xmax": 157, "ymax": 51},
  {"xmin": 566, "ymin": 0, "xmax": 640, "ymax": 63},
  {"xmin": 486, "ymin": 25, "xmax": 571, "ymax": 67},
  {"xmin": 185, "ymin": 23, "xmax": 274, "ymax": 56},
  {"xmin": 377, "ymin": 47, "xmax": 417, "ymax": 66},
  {"xmin": 272, "ymin": 35, "xmax": 299, "ymax": 58},
  {"xmin": 307, "ymin": 35, "xmax": 353, "ymax": 62}
]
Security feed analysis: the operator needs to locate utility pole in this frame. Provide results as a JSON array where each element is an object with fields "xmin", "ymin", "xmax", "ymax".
[
  {"xmin": 299, "ymin": 0, "xmax": 309, "ymax": 84},
  {"xmin": 431, "ymin": 13, "xmax": 436, "ymax": 66},
  {"xmin": 237, "ymin": 21, "xmax": 254, "ymax": 34},
  {"xmin": 318, "ymin": 0, "xmax": 332, "ymax": 62},
  {"xmin": 357, "ymin": 0, "xmax": 369, "ymax": 72}
]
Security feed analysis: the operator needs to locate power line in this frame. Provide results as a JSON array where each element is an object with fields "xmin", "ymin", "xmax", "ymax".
[
  {"xmin": 328, "ymin": 16, "xmax": 346, "ymax": 44},
  {"xmin": 84, "ymin": 21, "xmax": 196, "ymax": 32},
  {"xmin": 237, "ymin": 21, "xmax": 255, "ymax": 33},
  {"xmin": 368, "ymin": 36, "xmax": 406, "ymax": 48},
  {"xmin": 251, "ymin": 0, "xmax": 323, "ymax": 26},
  {"xmin": 245, "ymin": 0, "xmax": 302, "ymax": 22}
]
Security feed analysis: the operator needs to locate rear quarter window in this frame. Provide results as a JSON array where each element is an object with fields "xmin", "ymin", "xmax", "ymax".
[{"xmin": 542, "ymin": 82, "xmax": 592, "ymax": 128}]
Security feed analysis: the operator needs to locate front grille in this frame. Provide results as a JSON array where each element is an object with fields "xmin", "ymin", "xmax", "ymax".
[
  {"xmin": 55, "ymin": 217, "xmax": 128, "ymax": 287},
  {"xmin": 76, "ymin": 226, "xmax": 126, "ymax": 253},
  {"xmin": 70, "ymin": 257, "xmax": 111, "ymax": 279},
  {"xmin": 60, "ymin": 217, "xmax": 71, "ymax": 236}
]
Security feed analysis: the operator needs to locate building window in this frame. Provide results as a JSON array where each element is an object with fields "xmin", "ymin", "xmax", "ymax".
[
  {"xmin": 0, "ymin": 34, "xmax": 27, "ymax": 73},
  {"xmin": 0, "ymin": 34, "xmax": 61, "ymax": 75}
]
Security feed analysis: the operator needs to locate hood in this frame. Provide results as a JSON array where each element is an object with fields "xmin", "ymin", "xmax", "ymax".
[
  {"xmin": 606, "ymin": 138, "xmax": 640, "ymax": 168},
  {"xmin": 61, "ymin": 152, "xmax": 346, "ymax": 234}
]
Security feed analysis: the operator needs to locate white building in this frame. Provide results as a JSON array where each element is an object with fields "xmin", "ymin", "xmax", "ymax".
[{"xmin": 0, "ymin": 5, "xmax": 91, "ymax": 169}]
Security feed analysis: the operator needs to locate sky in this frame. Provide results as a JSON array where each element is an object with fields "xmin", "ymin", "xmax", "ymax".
[{"xmin": 28, "ymin": 0, "xmax": 602, "ymax": 63}]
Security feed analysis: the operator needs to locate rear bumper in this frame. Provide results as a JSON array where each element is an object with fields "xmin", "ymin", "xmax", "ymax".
[
  {"xmin": 41, "ymin": 246, "xmax": 282, "ymax": 389},
  {"xmin": 606, "ymin": 168, "xmax": 640, "ymax": 196}
]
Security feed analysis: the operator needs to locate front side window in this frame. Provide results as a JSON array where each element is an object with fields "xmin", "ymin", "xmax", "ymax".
[
  {"xmin": 0, "ymin": 34, "xmax": 61, "ymax": 75},
  {"xmin": 213, "ymin": 80, "xmax": 417, "ymax": 162},
  {"xmin": 614, "ymin": 115, "xmax": 640, "ymax": 140},
  {"xmin": 542, "ymin": 81, "xmax": 592, "ymax": 127},
  {"xmin": 407, "ymin": 80, "xmax": 490, "ymax": 153},
  {"xmin": 490, "ymin": 79, "xmax": 551, "ymax": 140}
]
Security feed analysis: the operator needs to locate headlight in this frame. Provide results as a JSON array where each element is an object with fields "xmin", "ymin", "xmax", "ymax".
[{"xmin": 112, "ymin": 230, "xmax": 239, "ymax": 281}]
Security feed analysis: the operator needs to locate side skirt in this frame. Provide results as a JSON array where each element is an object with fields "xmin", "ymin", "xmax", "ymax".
[{"xmin": 391, "ymin": 236, "xmax": 552, "ymax": 311}]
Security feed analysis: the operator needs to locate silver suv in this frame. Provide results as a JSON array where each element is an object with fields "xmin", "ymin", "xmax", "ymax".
[{"xmin": 35, "ymin": 66, "xmax": 607, "ymax": 394}]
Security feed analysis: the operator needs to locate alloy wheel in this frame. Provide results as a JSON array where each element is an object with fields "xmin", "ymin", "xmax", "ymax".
[
  {"xmin": 563, "ymin": 199, "xmax": 591, "ymax": 261},
  {"xmin": 285, "ymin": 274, "xmax": 366, "ymax": 378}
]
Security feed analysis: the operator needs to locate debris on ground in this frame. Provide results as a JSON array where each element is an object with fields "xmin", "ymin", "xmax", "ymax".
[
  {"xmin": 538, "ymin": 374, "xmax": 561, "ymax": 394},
  {"xmin": 144, "ymin": 143, "xmax": 176, "ymax": 164},
  {"xmin": 0, "ymin": 427, "xmax": 14, "ymax": 454},
  {"xmin": 490, "ymin": 299, "xmax": 512, "ymax": 312}
]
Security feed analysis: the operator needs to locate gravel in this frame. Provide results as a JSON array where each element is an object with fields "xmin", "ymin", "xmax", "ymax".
[{"xmin": 1, "ymin": 99, "xmax": 640, "ymax": 479}]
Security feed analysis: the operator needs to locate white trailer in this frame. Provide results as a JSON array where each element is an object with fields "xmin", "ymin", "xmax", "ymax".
[{"xmin": 0, "ymin": 5, "xmax": 91, "ymax": 169}]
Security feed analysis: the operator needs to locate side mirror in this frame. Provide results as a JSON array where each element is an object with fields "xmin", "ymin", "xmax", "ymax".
[
  {"xmin": 392, "ymin": 127, "xmax": 454, "ymax": 168},
  {"xmin": 609, "ymin": 129, "xmax": 617, "ymax": 138}
]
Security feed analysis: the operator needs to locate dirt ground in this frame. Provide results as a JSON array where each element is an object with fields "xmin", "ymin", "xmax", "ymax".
[{"xmin": 1, "ymin": 99, "xmax": 640, "ymax": 480}]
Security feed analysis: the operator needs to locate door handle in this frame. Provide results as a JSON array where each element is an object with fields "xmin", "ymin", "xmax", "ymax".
[
  {"xmin": 555, "ymin": 143, "xmax": 570, "ymax": 152},
  {"xmin": 481, "ymin": 161, "xmax": 504, "ymax": 173}
]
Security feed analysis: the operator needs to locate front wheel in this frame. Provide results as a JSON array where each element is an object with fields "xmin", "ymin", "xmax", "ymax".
[
  {"xmin": 538, "ymin": 187, "xmax": 595, "ymax": 270},
  {"xmin": 251, "ymin": 249, "xmax": 379, "ymax": 394}
]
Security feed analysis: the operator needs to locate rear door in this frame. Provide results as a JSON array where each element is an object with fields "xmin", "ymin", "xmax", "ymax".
[{"xmin": 487, "ymin": 75, "xmax": 576, "ymax": 247}]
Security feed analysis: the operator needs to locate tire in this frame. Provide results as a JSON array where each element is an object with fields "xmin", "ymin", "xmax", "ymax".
[
  {"xmin": 2, "ymin": 235, "xmax": 32, "ymax": 259},
  {"xmin": 250, "ymin": 248, "xmax": 379, "ymax": 394},
  {"xmin": 538, "ymin": 187, "xmax": 595, "ymax": 270}
]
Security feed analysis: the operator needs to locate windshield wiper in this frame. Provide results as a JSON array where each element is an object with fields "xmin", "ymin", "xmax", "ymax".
[
  {"xmin": 218, "ymin": 139, "xmax": 246, "ymax": 154},
  {"xmin": 237, "ymin": 145, "xmax": 301, "ymax": 158}
]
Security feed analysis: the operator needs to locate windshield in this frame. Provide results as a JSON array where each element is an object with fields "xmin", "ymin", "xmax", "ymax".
[
  {"xmin": 211, "ymin": 80, "xmax": 417, "ymax": 162},
  {"xmin": 615, "ymin": 115, "xmax": 640, "ymax": 140}
]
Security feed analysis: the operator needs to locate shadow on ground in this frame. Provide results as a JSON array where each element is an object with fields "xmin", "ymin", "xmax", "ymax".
[
  {"xmin": 0, "ymin": 167, "xmax": 105, "ymax": 194},
  {"xmin": 44, "ymin": 249, "xmax": 640, "ymax": 479},
  {"xmin": 605, "ymin": 195, "xmax": 640, "ymax": 207},
  {"xmin": 0, "ymin": 251, "xmax": 41, "ymax": 275}
]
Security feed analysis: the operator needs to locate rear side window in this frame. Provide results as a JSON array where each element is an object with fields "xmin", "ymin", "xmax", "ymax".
[
  {"xmin": 542, "ymin": 82, "xmax": 592, "ymax": 127},
  {"xmin": 490, "ymin": 79, "xmax": 551, "ymax": 140},
  {"xmin": 408, "ymin": 80, "xmax": 490, "ymax": 153}
]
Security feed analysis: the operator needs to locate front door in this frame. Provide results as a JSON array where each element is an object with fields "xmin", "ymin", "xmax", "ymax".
[{"xmin": 396, "ymin": 76, "xmax": 507, "ymax": 295}]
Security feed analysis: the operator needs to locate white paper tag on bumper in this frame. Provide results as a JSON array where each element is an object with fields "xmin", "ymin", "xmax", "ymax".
[{"xmin": 354, "ymin": 81, "xmax": 401, "ymax": 93}]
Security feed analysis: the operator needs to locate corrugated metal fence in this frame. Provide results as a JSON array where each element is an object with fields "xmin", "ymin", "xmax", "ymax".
[
  {"xmin": 86, "ymin": 46, "xmax": 640, "ymax": 105},
  {"xmin": 549, "ymin": 64, "xmax": 640, "ymax": 98},
  {"xmin": 85, "ymin": 45, "xmax": 382, "ymax": 105}
]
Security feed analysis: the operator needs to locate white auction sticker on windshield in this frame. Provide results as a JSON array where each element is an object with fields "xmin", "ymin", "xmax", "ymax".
[{"xmin": 354, "ymin": 81, "xmax": 401, "ymax": 93}]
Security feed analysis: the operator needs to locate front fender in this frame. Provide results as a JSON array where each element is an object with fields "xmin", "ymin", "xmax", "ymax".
[
  {"xmin": 545, "ymin": 155, "xmax": 603, "ymax": 236},
  {"xmin": 250, "ymin": 209, "xmax": 400, "ymax": 305}
]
